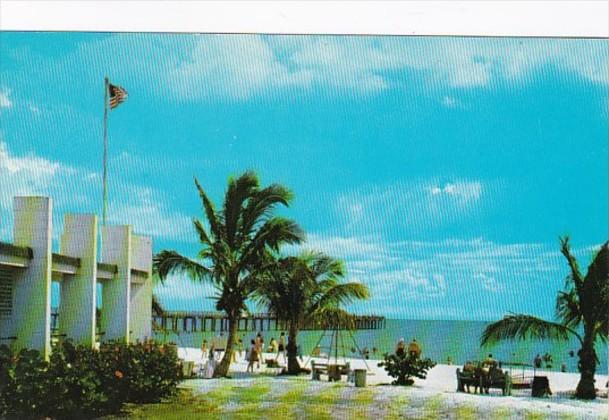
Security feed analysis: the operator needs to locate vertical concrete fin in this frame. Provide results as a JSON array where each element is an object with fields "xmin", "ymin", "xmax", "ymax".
[
  {"xmin": 100, "ymin": 225, "xmax": 131, "ymax": 342},
  {"xmin": 58, "ymin": 214, "xmax": 98, "ymax": 347},
  {"xmin": 130, "ymin": 235, "xmax": 152, "ymax": 342},
  {"xmin": 11, "ymin": 197, "xmax": 52, "ymax": 358}
]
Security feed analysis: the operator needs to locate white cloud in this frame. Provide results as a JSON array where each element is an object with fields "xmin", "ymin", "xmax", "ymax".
[
  {"xmin": 429, "ymin": 181, "xmax": 482, "ymax": 202},
  {"xmin": 167, "ymin": 35, "xmax": 313, "ymax": 101},
  {"xmin": 0, "ymin": 141, "xmax": 72, "ymax": 210},
  {"xmin": 336, "ymin": 179, "xmax": 485, "ymax": 235},
  {"xmin": 12, "ymin": 35, "xmax": 606, "ymax": 105},
  {"xmin": 0, "ymin": 89, "xmax": 12, "ymax": 108},
  {"xmin": 0, "ymin": 140, "xmax": 192, "ymax": 243},
  {"xmin": 299, "ymin": 233, "xmax": 587, "ymax": 319},
  {"xmin": 94, "ymin": 35, "xmax": 607, "ymax": 102},
  {"xmin": 299, "ymin": 232, "xmax": 387, "ymax": 260},
  {"xmin": 441, "ymin": 95, "xmax": 458, "ymax": 108},
  {"xmin": 108, "ymin": 186, "xmax": 193, "ymax": 242}
]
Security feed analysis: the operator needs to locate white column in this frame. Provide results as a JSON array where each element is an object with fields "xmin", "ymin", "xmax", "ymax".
[
  {"xmin": 58, "ymin": 214, "xmax": 98, "ymax": 347},
  {"xmin": 11, "ymin": 197, "xmax": 52, "ymax": 359},
  {"xmin": 100, "ymin": 225, "xmax": 131, "ymax": 342},
  {"xmin": 129, "ymin": 234, "xmax": 152, "ymax": 342}
]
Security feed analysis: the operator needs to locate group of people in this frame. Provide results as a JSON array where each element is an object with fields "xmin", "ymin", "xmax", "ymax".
[
  {"xmin": 245, "ymin": 331, "xmax": 288, "ymax": 372},
  {"xmin": 200, "ymin": 331, "xmax": 291, "ymax": 374},
  {"xmin": 395, "ymin": 337, "xmax": 422, "ymax": 358}
]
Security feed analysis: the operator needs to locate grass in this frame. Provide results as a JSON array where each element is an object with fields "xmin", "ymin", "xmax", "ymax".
[
  {"xmin": 100, "ymin": 378, "xmax": 604, "ymax": 420},
  {"xmin": 385, "ymin": 394, "xmax": 410, "ymax": 420}
]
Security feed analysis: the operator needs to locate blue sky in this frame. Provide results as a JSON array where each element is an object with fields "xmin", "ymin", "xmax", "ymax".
[{"xmin": 0, "ymin": 33, "xmax": 607, "ymax": 320}]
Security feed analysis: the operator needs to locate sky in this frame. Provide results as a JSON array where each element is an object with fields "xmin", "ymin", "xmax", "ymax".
[{"xmin": 0, "ymin": 33, "xmax": 607, "ymax": 320}]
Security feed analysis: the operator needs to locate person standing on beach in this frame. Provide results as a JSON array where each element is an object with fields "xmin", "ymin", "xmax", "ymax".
[
  {"xmin": 276, "ymin": 332, "xmax": 287, "ymax": 364},
  {"xmin": 214, "ymin": 332, "xmax": 227, "ymax": 361},
  {"xmin": 247, "ymin": 339, "xmax": 257, "ymax": 373},
  {"xmin": 396, "ymin": 338, "xmax": 406, "ymax": 357},
  {"xmin": 534, "ymin": 354, "xmax": 542, "ymax": 369},
  {"xmin": 201, "ymin": 339, "xmax": 209, "ymax": 358},
  {"xmin": 255, "ymin": 332, "xmax": 263, "ymax": 368},
  {"xmin": 237, "ymin": 338, "xmax": 244, "ymax": 361},
  {"xmin": 408, "ymin": 338, "xmax": 421, "ymax": 358}
]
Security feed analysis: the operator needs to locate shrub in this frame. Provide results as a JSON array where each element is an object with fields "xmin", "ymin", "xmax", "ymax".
[
  {"xmin": 0, "ymin": 340, "xmax": 180, "ymax": 419},
  {"xmin": 378, "ymin": 352, "xmax": 436, "ymax": 386}
]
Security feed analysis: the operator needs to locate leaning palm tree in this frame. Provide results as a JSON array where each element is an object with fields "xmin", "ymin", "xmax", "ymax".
[
  {"xmin": 256, "ymin": 252, "xmax": 370, "ymax": 374},
  {"xmin": 153, "ymin": 171, "xmax": 303, "ymax": 377},
  {"xmin": 481, "ymin": 237, "xmax": 608, "ymax": 400}
]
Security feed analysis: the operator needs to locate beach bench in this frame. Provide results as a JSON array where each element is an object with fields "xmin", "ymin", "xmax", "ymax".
[
  {"xmin": 480, "ymin": 367, "xmax": 511, "ymax": 396},
  {"xmin": 457, "ymin": 367, "xmax": 511, "ymax": 396},
  {"xmin": 456, "ymin": 368, "xmax": 480, "ymax": 394},
  {"xmin": 311, "ymin": 361, "xmax": 328, "ymax": 380},
  {"xmin": 311, "ymin": 361, "xmax": 349, "ymax": 381}
]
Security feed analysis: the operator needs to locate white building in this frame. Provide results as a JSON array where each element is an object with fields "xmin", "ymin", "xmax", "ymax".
[{"xmin": 0, "ymin": 196, "xmax": 152, "ymax": 359}]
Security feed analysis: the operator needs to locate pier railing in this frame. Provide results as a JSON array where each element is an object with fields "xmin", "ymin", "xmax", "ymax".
[{"xmin": 151, "ymin": 311, "xmax": 386, "ymax": 333}]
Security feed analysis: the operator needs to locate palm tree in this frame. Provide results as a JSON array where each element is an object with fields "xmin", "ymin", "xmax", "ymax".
[
  {"xmin": 256, "ymin": 252, "xmax": 370, "ymax": 374},
  {"xmin": 481, "ymin": 237, "xmax": 608, "ymax": 399},
  {"xmin": 153, "ymin": 171, "xmax": 304, "ymax": 377}
]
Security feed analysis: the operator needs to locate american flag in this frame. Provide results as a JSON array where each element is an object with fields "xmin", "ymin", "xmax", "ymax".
[{"xmin": 108, "ymin": 83, "xmax": 128, "ymax": 109}]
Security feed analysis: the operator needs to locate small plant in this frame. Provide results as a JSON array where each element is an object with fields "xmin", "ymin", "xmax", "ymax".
[{"xmin": 378, "ymin": 352, "xmax": 436, "ymax": 386}]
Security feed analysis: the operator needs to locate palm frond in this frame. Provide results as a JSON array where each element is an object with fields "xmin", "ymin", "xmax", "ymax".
[
  {"xmin": 555, "ymin": 289, "xmax": 581, "ymax": 329},
  {"xmin": 315, "ymin": 282, "xmax": 370, "ymax": 310},
  {"xmin": 194, "ymin": 177, "xmax": 224, "ymax": 240},
  {"xmin": 308, "ymin": 307, "xmax": 358, "ymax": 330},
  {"xmin": 241, "ymin": 217, "xmax": 304, "ymax": 266},
  {"xmin": 153, "ymin": 250, "xmax": 211, "ymax": 282},
  {"xmin": 583, "ymin": 241, "xmax": 609, "ymax": 339},
  {"xmin": 223, "ymin": 171, "xmax": 259, "ymax": 247},
  {"xmin": 480, "ymin": 314, "xmax": 580, "ymax": 347},
  {"xmin": 560, "ymin": 236, "xmax": 584, "ymax": 292},
  {"xmin": 238, "ymin": 183, "xmax": 293, "ymax": 240},
  {"xmin": 193, "ymin": 218, "xmax": 213, "ymax": 246},
  {"xmin": 152, "ymin": 294, "xmax": 164, "ymax": 315}
]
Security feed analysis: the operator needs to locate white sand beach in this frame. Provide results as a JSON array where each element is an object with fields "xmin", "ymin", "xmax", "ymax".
[{"xmin": 178, "ymin": 348, "xmax": 609, "ymax": 419}]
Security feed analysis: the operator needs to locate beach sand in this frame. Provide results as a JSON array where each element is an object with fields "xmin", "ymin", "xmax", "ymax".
[{"xmin": 178, "ymin": 347, "xmax": 609, "ymax": 419}]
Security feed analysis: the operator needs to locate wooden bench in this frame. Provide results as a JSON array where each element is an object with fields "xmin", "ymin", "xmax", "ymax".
[
  {"xmin": 457, "ymin": 367, "xmax": 511, "ymax": 396},
  {"xmin": 456, "ymin": 368, "xmax": 480, "ymax": 393},
  {"xmin": 480, "ymin": 367, "xmax": 512, "ymax": 396},
  {"xmin": 311, "ymin": 362, "xmax": 350, "ymax": 381},
  {"xmin": 311, "ymin": 361, "xmax": 328, "ymax": 380}
]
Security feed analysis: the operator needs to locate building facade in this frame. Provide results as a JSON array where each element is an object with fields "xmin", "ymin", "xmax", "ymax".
[{"xmin": 0, "ymin": 196, "xmax": 153, "ymax": 359}]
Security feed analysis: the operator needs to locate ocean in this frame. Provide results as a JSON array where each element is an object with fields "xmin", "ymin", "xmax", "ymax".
[{"xmin": 154, "ymin": 318, "xmax": 608, "ymax": 375}]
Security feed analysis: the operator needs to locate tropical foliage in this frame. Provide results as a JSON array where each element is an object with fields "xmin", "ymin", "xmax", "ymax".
[
  {"xmin": 153, "ymin": 171, "xmax": 303, "ymax": 377},
  {"xmin": 378, "ymin": 352, "xmax": 436, "ymax": 386},
  {"xmin": 481, "ymin": 237, "xmax": 609, "ymax": 399},
  {"xmin": 256, "ymin": 252, "xmax": 370, "ymax": 374},
  {"xmin": 0, "ymin": 340, "xmax": 180, "ymax": 419}
]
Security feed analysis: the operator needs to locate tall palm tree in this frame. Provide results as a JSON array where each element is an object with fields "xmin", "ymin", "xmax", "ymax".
[
  {"xmin": 153, "ymin": 171, "xmax": 303, "ymax": 377},
  {"xmin": 257, "ymin": 252, "xmax": 370, "ymax": 374},
  {"xmin": 481, "ymin": 237, "xmax": 608, "ymax": 400}
]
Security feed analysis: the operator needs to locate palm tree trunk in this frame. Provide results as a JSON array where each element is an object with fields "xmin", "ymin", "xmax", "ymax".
[
  {"xmin": 286, "ymin": 323, "xmax": 301, "ymax": 375},
  {"xmin": 575, "ymin": 328, "xmax": 597, "ymax": 399},
  {"xmin": 213, "ymin": 316, "xmax": 238, "ymax": 378}
]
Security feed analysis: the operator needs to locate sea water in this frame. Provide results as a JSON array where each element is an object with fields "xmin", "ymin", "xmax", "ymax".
[{"xmin": 154, "ymin": 318, "xmax": 608, "ymax": 374}]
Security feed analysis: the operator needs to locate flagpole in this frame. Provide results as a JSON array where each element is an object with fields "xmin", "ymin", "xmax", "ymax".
[{"xmin": 102, "ymin": 77, "xmax": 109, "ymax": 227}]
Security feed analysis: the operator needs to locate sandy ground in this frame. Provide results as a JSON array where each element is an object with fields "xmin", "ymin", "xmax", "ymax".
[{"xmin": 178, "ymin": 347, "xmax": 609, "ymax": 418}]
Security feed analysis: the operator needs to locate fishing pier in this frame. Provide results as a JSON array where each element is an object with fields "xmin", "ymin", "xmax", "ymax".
[{"xmin": 153, "ymin": 311, "xmax": 386, "ymax": 333}]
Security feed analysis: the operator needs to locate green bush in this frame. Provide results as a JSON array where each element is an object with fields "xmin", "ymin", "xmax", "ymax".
[
  {"xmin": 0, "ymin": 340, "xmax": 180, "ymax": 419},
  {"xmin": 378, "ymin": 352, "xmax": 436, "ymax": 386}
]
